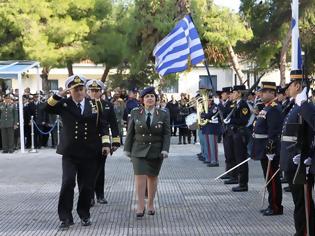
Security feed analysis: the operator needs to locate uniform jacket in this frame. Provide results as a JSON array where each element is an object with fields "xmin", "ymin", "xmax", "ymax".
[
  {"xmin": 229, "ymin": 99, "xmax": 250, "ymax": 128},
  {"xmin": 44, "ymin": 94, "xmax": 110, "ymax": 159},
  {"xmin": 124, "ymin": 107, "xmax": 171, "ymax": 159},
  {"xmin": 26, "ymin": 102, "xmax": 48, "ymax": 125},
  {"xmin": 166, "ymin": 100, "xmax": 179, "ymax": 119},
  {"xmin": 218, "ymin": 100, "xmax": 232, "ymax": 118},
  {"xmin": 200, "ymin": 104, "xmax": 220, "ymax": 135},
  {"xmin": 280, "ymin": 103, "xmax": 315, "ymax": 173},
  {"xmin": 0, "ymin": 103, "xmax": 18, "ymax": 128},
  {"xmin": 251, "ymin": 101, "xmax": 283, "ymax": 160},
  {"xmin": 96, "ymin": 99, "xmax": 120, "ymax": 146}
]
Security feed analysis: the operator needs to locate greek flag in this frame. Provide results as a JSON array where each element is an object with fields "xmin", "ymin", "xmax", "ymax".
[
  {"xmin": 291, "ymin": 0, "xmax": 302, "ymax": 70},
  {"xmin": 153, "ymin": 15, "xmax": 205, "ymax": 76}
]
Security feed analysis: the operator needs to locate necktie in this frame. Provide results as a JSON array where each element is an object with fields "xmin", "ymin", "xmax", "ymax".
[
  {"xmin": 77, "ymin": 103, "xmax": 82, "ymax": 114},
  {"xmin": 146, "ymin": 112, "xmax": 151, "ymax": 128}
]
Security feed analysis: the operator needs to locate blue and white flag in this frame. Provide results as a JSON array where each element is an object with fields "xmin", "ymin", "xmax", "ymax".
[
  {"xmin": 153, "ymin": 15, "xmax": 205, "ymax": 76},
  {"xmin": 291, "ymin": 0, "xmax": 302, "ymax": 70}
]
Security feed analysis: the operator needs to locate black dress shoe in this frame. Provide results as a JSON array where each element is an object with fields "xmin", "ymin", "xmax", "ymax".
[
  {"xmin": 263, "ymin": 206, "xmax": 283, "ymax": 216},
  {"xmin": 283, "ymin": 186, "xmax": 291, "ymax": 192},
  {"xmin": 97, "ymin": 198, "xmax": 108, "ymax": 204},
  {"xmin": 81, "ymin": 218, "xmax": 91, "ymax": 226},
  {"xmin": 59, "ymin": 219, "xmax": 74, "ymax": 230},
  {"xmin": 136, "ymin": 209, "xmax": 145, "ymax": 218},
  {"xmin": 2, "ymin": 150, "xmax": 8, "ymax": 153},
  {"xmin": 90, "ymin": 198, "xmax": 95, "ymax": 207},
  {"xmin": 147, "ymin": 210, "xmax": 155, "ymax": 215},
  {"xmin": 232, "ymin": 185, "xmax": 248, "ymax": 192},
  {"xmin": 207, "ymin": 163, "xmax": 219, "ymax": 167},
  {"xmin": 224, "ymin": 179, "xmax": 238, "ymax": 185}
]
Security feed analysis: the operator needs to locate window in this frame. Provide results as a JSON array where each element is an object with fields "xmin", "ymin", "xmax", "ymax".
[
  {"xmin": 48, "ymin": 80, "xmax": 58, "ymax": 91},
  {"xmin": 199, "ymin": 75, "xmax": 217, "ymax": 90},
  {"xmin": 163, "ymin": 79, "xmax": 178, "ymax": 93}
]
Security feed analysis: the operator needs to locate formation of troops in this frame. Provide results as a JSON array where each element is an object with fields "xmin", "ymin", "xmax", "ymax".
[
  {"xmin": 192, "ymin": 69, "xmax": 315, "ymax": 235},
  {"xmin": 1, "ymin": 69, "xmax": 315, "ymax": 235}
]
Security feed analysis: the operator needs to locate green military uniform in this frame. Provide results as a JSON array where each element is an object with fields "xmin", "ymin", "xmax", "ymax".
[
  {"xmin": 124, "ymin": 106, "xmax": 171, "ymax": 176},
  {"xmin": 0, "ymin": 100, "xmax": 18, "ymax": 153}
]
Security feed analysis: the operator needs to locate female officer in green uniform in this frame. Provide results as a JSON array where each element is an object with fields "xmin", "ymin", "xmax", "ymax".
[{"xmin": 124, "ymin": 87, "xmax": 170, "ymax": 217}]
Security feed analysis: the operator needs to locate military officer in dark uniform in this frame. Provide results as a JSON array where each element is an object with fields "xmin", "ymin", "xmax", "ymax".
[
  {"xmin": 0, "ymin": 94, "xmax": 18, "ymax": 153},
  {"xmin": 26, "ymin": 93, "xmax": 48, "ymax": 149},
  {"xmin": 124, "ymin": 87, "xmax": 170, "ymax": 217},
  {"xmin": 280, "ymin": 70, "xmax": 315, "ymax": 236},
  {"xmin": 251, "ymin": 82, "xmax": 283, "ymax": 216},
  {"xmin": 219, "ymin": 87, "xmax": 233, "ymax": 179},
  {"xmin": 223, "ymin": 85, "xmax": 250, "ymax": 192},
  {"xmin": 123, "ymin": 89, "xmax": 140, "ymax": 127},
  {"xmin": 200, "ymin": 95, "xmax": 220, "ymax": 167},
  {"xmin": 44, "ymin": 75, "xmax": 111, "ymax": 230},
  {"xmin": 86, "ymin": 79, "xmax": 120, "ymax": 206}
]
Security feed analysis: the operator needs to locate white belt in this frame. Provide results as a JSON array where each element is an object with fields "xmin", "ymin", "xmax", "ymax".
[
  {"xmin": 253, "ymin": 134, "xmax": 268, "ymax": 139},
  {"xmin": 281, "ymin": 135, "xmax": 297, "ymax": 142}
]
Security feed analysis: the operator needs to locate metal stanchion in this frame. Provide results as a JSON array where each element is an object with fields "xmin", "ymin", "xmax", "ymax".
[
  {"xmin": 29, "ymin": 116, "xmax": 37, "ymax": 153},
  {"xmin": 57, "ymin": 115, "xmax": 60, "ymax": 145},
  {"xmin": 48, "ymin": 131, "xmax": 52, "ymax": 147}
]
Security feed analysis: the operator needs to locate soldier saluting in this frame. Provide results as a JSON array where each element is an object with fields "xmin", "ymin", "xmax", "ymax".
[
  {"xmin": 44, "ymin": 75, "xmax": 111, "ymax": 230},
  {"xmin": 86, "ymin": 79, "xmax": 120, "ymax": 206},
  {"xmin": 251, "ymin": 82, "xmax": 283, "ymax": 216}
]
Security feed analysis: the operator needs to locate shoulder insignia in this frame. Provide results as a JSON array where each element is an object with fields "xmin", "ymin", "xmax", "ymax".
[
  {"xmin": 47, "ymin": 97, "xmax": 58, "ymax": 106},
  {"xmin": 230, "ymin": 104, "xmax": 235, "ymax": 108},
  {"xmin": 271, "ymin": 102, "xmax": 277, "ymax": 107},
  {"xmin": 242, "ymin": 108, "xmax": 249, "ymax": 115}
]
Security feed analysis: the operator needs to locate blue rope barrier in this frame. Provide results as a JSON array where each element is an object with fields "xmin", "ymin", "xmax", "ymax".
[{"xmin": 32, "ymin": 120, "xmax": 58, "ymax": 135}]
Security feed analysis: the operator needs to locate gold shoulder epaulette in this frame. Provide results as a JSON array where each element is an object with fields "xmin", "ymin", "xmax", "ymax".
[{"xmin": 47, "ymin": 96, "xmax": 58, "ymax": 106}]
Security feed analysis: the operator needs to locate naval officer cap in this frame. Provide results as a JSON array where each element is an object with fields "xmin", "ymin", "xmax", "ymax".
[
  {"xmin": 65, "ymin": 75, "xmax": 87, "ymax": 89},
  {"xmin": 86, "ymin": 79, "xmax": 105, "ymax": 90},
  {"xmin": 140, "ymin": 86, "xmax": 157, "ymax": 98}
]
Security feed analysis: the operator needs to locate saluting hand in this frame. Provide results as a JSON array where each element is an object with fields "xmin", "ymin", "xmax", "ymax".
[{"xmin": 57, "ymin": 88, "xmax": 70, "ymax": 98}]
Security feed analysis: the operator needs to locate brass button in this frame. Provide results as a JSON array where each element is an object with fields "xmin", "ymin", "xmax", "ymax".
[
  {"xmin": 84, "ymin": 137, "xmax": 87, "ymax": 140},
  {"xmin": 149, "ymin": 134, "xmax": 152, "ymax": 136},
  {"xmin": 84, "ymin": 132, "xmax": 87, "ymax": 135},
  {"xmin": 142, "ymin": 134, "xmax": 145, "ymax": 137},
  {"xmin": 74, "ymin": 136, "xmax": 78, "ymax": 139},
  {"xmin": 75, "ymin": 121, "xmax": 78, "ymax": 124},
  {"xmin": 75, "ymin": 131, "xmax": 78, "ymax": 134},
  {"xmin": 85, "ymin": 128, "xmax": 87, "ymax": 130},
  {"xmin": 85, "ymin": 123, "xmax": 87, "ymax": 126},
  {"xmin": 149, "ymin": 142, "xmax": 151, "ymax": 144},
  {"xmin": 75, "ymin": 126, "xmax": 78, "ymax": 129}
]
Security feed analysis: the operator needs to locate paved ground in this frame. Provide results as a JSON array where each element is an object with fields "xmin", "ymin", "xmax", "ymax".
[{"xmin": 0, "ymin": 138, "xmax": 295, "ymax": 236}]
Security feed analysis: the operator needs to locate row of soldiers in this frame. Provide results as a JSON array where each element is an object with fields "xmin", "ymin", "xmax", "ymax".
[{"xmin": 195, "ymin": 70, "xmax": 314, "ymax": 235}]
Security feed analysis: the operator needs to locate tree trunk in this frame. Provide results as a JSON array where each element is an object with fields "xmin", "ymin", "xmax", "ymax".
[
  {"xmin": 176, "ymin": 0, "xmax": 190, "ymax": 19},
  {"xmin": 41, "ymin": 67, "xmax": 50, "ymax": 92},
  {"xmin": 101, "ymin": 66, "xmax": 111, "ymax": 82},
  {"xmin": 67, "ymin": 61, "xmax": 74, "ymax": 76},
  {"xmin": 280, "ymin": 28, "xmax": 291, "ymax": 87},
  {"xmin": 227, "ymin": 44, "xmax": 245, "ymax": 84}
]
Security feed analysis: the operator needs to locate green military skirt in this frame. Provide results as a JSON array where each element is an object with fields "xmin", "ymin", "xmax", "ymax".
[{"xmin": 131, "ymin": 157, "xmax": 164, "ymax": 176}]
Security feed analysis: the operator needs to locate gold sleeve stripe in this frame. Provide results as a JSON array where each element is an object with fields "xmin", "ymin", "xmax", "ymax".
[
  {"xmin": 47, "ymin": 97, "xmax": 58, "ymax": 106},
  {"xmin": 102, "ymin": 135, "xmax": 110, "ymax": 143},
  {"xmin": 112, "ymin": 137, "xmax": 120, "ymax": 143}
]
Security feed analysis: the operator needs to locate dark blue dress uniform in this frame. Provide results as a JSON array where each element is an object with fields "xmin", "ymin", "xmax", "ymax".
[
  {"xmin": 280, "ymin": 70, "xmax": 315, "ymax": 236},
  {"xmin": 44, "ymin": 75, "xmax": 110, "ymax": 225},
  {"xmin": 200, "ymin": 103, "xmax": 220, "ymax": 165},
  {"xmin": 86, "ymin": 79, "xmax": 121, "ymax": 204},
  {"xmin": 224, "ymin": 85, "xmax": 250, "ymax": 191},
  {"xmin": 251, "ymin": 84, "xmax": 283, "ymax": 215}
]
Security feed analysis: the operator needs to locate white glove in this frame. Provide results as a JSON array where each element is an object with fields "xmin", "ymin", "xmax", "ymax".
[
  {"xmin": 266, "ymin": 154, "xmax": 275, "ymax": 161},
  {"xmin": 223, "ymin": 118, "xmax": 230, "ymax": 124},
  {"xmin": 211, "ymin": 117, "xmax": 219, "ymax": 124},
  {"xmin": 293, "ymin": 154, "xmax": 301, "ymax": 165},
  {"xmin": 213, "ymin": 97, "xmax": 220, "ymax": 105},
  {"xmin": 161, "ymin": 151, "xmax": 168, "ymax": 159},
  {"xmin": 295, "ymin": 87, "xmax": 307, "ymax": 106},
  {"xmin": 304, "ymin": 157, "xmax": 312, "ymax": 166}
]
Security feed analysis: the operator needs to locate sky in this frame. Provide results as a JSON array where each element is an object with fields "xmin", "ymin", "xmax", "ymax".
[{"xmin": 213, "ymin": 0, "xmax": 241, "ymax": 12}]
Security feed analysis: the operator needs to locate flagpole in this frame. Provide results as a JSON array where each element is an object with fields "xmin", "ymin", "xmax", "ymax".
[{"xmin": 188, "ymin": 14, "xmax": 217, "ymax": 96}]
